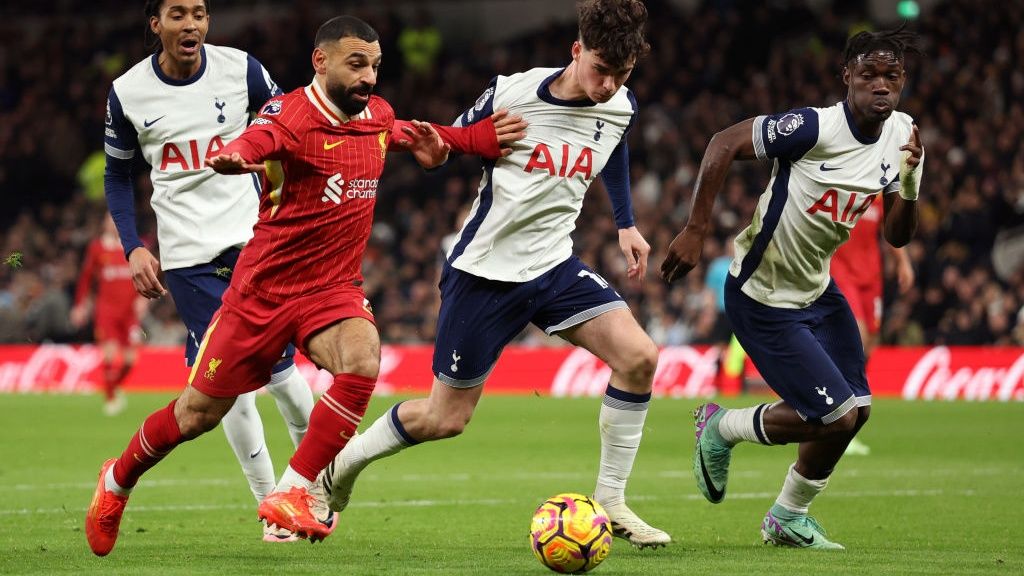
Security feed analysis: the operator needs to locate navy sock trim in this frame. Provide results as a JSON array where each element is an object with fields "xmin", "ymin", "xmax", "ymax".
[
  {"xmin": 604, "ymin": 384, "xmax": 651, "ymax": 404},
  {"xmin": 753, "ymin": 403, "xmax": 769, "ymax": 445},
  {"xmin": 389, "ymin": 402, "xmax": 419, "ymax": 446}
]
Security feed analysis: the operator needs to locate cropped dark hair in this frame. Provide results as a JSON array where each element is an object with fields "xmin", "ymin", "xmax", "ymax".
[
  {"xmin": 314, "ymin": 16, "xmax": 379, "ymax": 48},
  {"xmin": 144, "ymin": 0, "xmax": 210, "ymax": 19},
  {"xmin": 143, "ymin": 1, "xmax": 210, "ymax": 49},
  {"xmin": 577, "ymin": 0, "xmax": 650, "ymax": 68},
  {"xmin": 843, "ymin": 23, "xmax": 922, "ymax": 65}
]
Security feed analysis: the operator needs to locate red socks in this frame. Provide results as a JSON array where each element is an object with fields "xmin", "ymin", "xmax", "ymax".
[
  {"xmin": 288, "ymin": 373, "xmax": 376, "ymax": 481},
  {"xmin": 112, "ymin": 399, "xmax": 184, "ymax": 489}
]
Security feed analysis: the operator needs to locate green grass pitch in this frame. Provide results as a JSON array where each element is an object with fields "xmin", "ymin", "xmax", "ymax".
[{"xmin": 0, "ymin": 393, "xmax": 1020, "ymax": 575}]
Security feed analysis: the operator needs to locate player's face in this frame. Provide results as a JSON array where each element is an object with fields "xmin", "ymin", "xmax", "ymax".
[
  {"xmin": 571, "ymin": 41, "xmax": 634, "ymax": 103},
  {"xmin": 150, "ymin": 0, "xmax": 209, "ymax": 68},
  {"xmin": 314, "ymin": 38, "xmax": 382, "ymax": 117},
  {"xmin": 843, "ymin": 50, "xmax": 906, "ymax": 123}
]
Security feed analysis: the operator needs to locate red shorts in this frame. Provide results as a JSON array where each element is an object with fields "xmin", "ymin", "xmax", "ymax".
[
  {"xmin": 94, "ymin": 309, "xmax": 140, "ymax": 346},
  {"xmin": 188, "ymin": 284, "xmax": 375, "ymax": 398},
  {"xmin": 832, "ymin": 273, "xmax": 881, "ymax": 335}
]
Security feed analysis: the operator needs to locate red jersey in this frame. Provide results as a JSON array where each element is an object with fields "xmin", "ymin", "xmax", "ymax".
[
  {"xmin": 223, "ymin": 82, "xmax": 394, "ymax": 301},
  {"xmin": 831, "ymin": 198, "xmax": 882, "ymax": 288},
  {"xmin": 75, "ymin": 237, "xmax": 137, "ymax": 318},
  {"xmin": 220, "ymin": 81, "xmax": 502, "ymax": 302}
]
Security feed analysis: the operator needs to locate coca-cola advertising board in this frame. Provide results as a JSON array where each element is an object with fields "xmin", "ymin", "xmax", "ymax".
[{"xmin": 0, "ymin": 344, "xmax": 1021, "ymax": 401}]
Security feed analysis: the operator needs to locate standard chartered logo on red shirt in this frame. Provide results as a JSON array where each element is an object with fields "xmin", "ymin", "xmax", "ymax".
[{"xmin": 321, "ymin": 172, "xmax": 379, "ymax": 204}]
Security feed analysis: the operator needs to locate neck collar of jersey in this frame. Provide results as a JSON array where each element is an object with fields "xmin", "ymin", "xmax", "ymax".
[
  {"xmin": 538, "ymin": 68, "xmax": 598, "ymax": 108},
  {"xmin": 842, "ymin": 100, "xmax": 881, "ymax": 145},
  {"xmin": 150, "ymin": 46, "xmax": 207, "ymax": 87}
]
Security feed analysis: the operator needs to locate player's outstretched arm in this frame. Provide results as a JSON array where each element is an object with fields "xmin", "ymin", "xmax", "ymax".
[
  {"xmin": 393, "ymin": 109, "xmax": 527, "ymax": 162},
  {"xmin": 883, "ymin": 125, "xmax": 923, "ymax": 248},
  {"xmin": 205, "ymin": 152, "xmax": 266, "ymax": 175},
  {"xmin": 661, "ymin": 118, "xmax": 757, "ymax": 284}
]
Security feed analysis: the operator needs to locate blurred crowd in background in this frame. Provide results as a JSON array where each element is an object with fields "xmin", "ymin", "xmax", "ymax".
[{"xmin": 1, "ymin": 0, "xmax": 1023, "ymax": 348}]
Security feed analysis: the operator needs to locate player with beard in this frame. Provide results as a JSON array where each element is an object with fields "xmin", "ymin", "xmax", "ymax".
[
  {"xmin": 103, "ymin": 0, "xmax": 319, "ymax": 542},
  {"xmin": 85, "ymin": 15, "xmax": 525, "ymax": 554},
  {"xmin": 661, "ymin": 26, "xmax": 923, "ymax": 549}
]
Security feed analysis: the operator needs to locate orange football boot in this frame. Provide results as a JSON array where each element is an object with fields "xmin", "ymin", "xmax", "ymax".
[
  {"xmin": 85, "ymin": 458, "xmax": 129, "ymax": 556},
  {"xmin": 258, "ymin": 486, "xmax": 332, "ymax": 542}
]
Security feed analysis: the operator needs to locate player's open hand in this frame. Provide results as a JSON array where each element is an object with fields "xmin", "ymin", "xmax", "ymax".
[
  {"xmin": 205, "ymin": 152, "xmax": 266, "ymax": 175},
  {"xmin": 128, "ymin": 246, "xmax": 167, "ymax": 299},
  {"xmin": 490, "ymin": 109, "xmax": 528, "ymax": 157},
  {"xmin": 660, "ymin": 227, "xmax": 705, "ymax": 283},
  {"xmin": 398, "ymin": 120, "xmax": 452, "ymax": 169},
  {"xmin": 618, "ymin": 226, "xmax": 650, "ymax": 283}
]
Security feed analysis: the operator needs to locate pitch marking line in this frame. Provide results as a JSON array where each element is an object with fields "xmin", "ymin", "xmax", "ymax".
[{"xmin": 0, "ymin": 488, "xmax": 979, "ymax": 516}]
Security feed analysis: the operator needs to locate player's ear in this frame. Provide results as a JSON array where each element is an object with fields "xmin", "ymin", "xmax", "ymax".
[
  {"xmin": 149, "ymin": 16, "xmax": 160, "ymax": 35},
  {"xmin": 312, "ymin": 46, "xmax": 327, "ymax": 75},
  {"xmin": 571, "ymin": 40, "xmax": 583, "ymax": 63},
  {"xmin": 841, "ymin": 65, "xmax": 850, "ymax": 87}
]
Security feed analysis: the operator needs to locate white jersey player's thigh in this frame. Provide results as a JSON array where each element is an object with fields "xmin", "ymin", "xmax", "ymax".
[{"xmin": 725, "ymin": 275, "xmax": 865, "ymax": 424}]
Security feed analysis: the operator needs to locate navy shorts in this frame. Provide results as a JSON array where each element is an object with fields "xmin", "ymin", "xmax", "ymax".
[
  {"xmin": 165, "ymin": 248, "xmax": 295, "ymax": 373},
  {"xmin": 433, "ymin": 256, "xmax": 627, "ymax": 388},
  {"xmin": 724, "ymin": 274, "xmax": 868, "ymax": 424}
]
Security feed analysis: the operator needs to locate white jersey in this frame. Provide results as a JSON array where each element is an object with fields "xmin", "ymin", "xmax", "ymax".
[
  {"xmin": 104, "ymin": 44, "xmax": 280, "ymax": 270},
  {"xmin": 732, "ymin": 101, "xmax": 920, "ymax": 308},
  {"xmin": 447, "ymin": 67, "xmax": 637, "ymax": 282}
]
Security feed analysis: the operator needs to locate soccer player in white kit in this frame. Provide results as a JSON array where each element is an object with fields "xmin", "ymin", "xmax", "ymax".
[
  {"xmin": 103, "ymin": 0, "xmax": 321, "ymax": 542},
  {"xmin": 661, "ymin": 27, "xmax": 924, "ymax": 549},
  {"xmin": 324, "ymin": 0, "xmax": 671, "ymax": 548}
]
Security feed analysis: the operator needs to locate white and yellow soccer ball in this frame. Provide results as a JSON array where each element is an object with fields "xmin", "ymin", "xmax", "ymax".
[{"xmin": 529, "ymin": 493, "xmax": 613, "ymax": 574}]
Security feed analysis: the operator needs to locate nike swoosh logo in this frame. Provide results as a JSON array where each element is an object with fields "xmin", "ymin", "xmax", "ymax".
[
  {"xmin": 698, "ymin": 444, "xmax": 725, "ymax": 502},
  {"xmin": 790, "ymin": 529, "xmax": 815, "ymax": 545},
  {"xmin": 819, "ymin": 163, "xmax": 841, "ymax": 171},
  {"xmin": 249, "ymin": 445, "xmax": 264, "ymax": 459},
  {"xmin": 324, "ymin": 139, "xmax": 345, "ymax": 150},
  {"xmin": 143, "ymin": 116, "xmax": 166, "ymax": 128}
]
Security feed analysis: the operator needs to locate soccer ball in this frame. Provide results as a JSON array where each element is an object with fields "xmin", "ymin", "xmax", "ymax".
[{"xmin": 529, "ymin": 493, "xmax": 613, "ymax": 574}]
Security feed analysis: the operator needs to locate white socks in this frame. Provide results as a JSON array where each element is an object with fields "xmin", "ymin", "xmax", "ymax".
[
  {"xmin": 266, "ymin": 366, "xmax": 314, "ymax": 447},
  {"xmin": 221, "ymin": 391, "xmax": 276, "ymax": 502},
  {"xmin": 277, "ymin": 465, "xmax": 313, "ymax": 491},
  {"xmin": 775, "ymin": 464, "xmax": 828, "ymax": 514},
  {"xmin": 104, "ymin": 464, "xmax": 130, "ymax": 496},
  {"xmin": 593, "ymin": 386, "xmax": 650, "ymax": 508},
  {"xmin": 717, "ymin": 403, "xmax": 772, "ymax": 446},
  {"xmin": 340, "ymin": 403, "xmax": 412, "ymax": 470}
]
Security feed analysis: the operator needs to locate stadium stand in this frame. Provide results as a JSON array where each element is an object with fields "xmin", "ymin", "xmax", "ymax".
[{"xmin": 1, "ymin": 0, "xmax": 1021, "ymax": 346}]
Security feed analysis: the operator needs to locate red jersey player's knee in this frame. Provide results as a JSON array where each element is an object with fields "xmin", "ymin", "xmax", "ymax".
[
  {"xmin": 306, "ymin": 318, "xmax": 381, "ymax": 378},
  {"xmin": 174, "ymin": 387, "xmax": 235, "ymax": 439}
]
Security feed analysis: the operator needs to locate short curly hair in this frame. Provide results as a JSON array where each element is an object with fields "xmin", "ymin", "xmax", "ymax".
[{"xmin": 577, "ymin": 0, "xmax": 650, "ymax": 69}]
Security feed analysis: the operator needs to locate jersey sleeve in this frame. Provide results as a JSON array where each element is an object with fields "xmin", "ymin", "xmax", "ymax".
[
  {"xmin": 104, "ymin": 87, "xmax": 144, "ymax": 258},
  {"xmin": 751, "ymin": 107, "xmax": 819, "ymax": 161},
  {"xmin": 221, "ymin": 98, "xmax": 297, "ymax": 162},
  {"xmin": 104, "ymin": 87, "xmax": 138, "ymax": 162},
  {"xmin": 600, "ymin": 89, "xmax": 638, "ymax": 229},
  {"xmin": 246, "ymin": 55, "xmax": 282, "ymax": 113},
  {"xmin": 452, "ymin": 77, "xmax": 497, "ymax": 127}
]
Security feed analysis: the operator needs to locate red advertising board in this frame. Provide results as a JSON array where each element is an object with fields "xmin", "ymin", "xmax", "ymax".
[{"xmin": 0, "ymin": 344, "xmax": 1021, "ymax": 401}]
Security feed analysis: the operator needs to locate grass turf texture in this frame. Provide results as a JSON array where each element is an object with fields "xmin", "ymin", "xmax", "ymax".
[{"xmin": 0, "ymin": 393, "xmax": 1020, "ymax": 575}]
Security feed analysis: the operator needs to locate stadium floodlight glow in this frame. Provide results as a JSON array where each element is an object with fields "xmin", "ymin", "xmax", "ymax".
[{"xmin": 897, "ymin": 0, "xmax": 921, "ymax": 19}]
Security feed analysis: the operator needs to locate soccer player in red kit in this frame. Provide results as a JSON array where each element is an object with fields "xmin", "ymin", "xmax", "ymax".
[
  {"xmin": 71, "ymin": 213, "xmax": 144, "ymax": 416},
  {"xmin": 84, "ymin": 15, "xmax": 524, "ymax": 555},
  {"xmin": 830, "ymin": 200, "xmax": 913, "ymax": 455}
]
